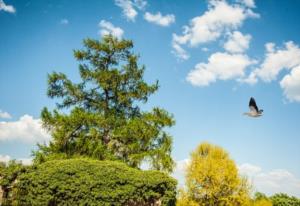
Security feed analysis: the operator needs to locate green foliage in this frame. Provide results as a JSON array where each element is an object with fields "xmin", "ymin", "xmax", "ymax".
[
  {"xmin": 252, "ymin": 192, "xmax": 273, "ymax": 206},
  {"xmin": 176, "ymin": 189, "xmax": 198, "ymax": 206},
  {"xmin": 37, "ymin": 35, "xmax": 175, "ymax": 172},
  {"xmin": 0, "ymin": 160, "xmax": 28, "ymax": 205},
  {"xmin": 252, "ymin": 199, "xmax": 273, "ymax": 206},
  {"xmin": 254, "ymin": 192, "xmax": 269, "ymax": 201},
  {"xmin": 270, "ymin": 193, "xmax": 300, "ymax": 206},
  {"xmin": 15, "ymin": 158, "xmax": 177, "ymax": 206},
  {"xmin": 177, "ymin": 142, "xmax": 252, "ymax": 206}
]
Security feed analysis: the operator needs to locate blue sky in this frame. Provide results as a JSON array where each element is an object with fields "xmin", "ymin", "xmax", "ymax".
[{"xmin": 1, "ymin": 0, "xmax": 300, "ymax": 196}]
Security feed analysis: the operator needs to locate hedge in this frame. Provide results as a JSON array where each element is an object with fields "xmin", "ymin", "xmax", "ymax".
[{"xmin": 14, "ymin": 158, "xmax": 177, "ymax": 206}]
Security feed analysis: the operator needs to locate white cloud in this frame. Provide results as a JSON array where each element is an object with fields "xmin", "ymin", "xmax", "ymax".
[
  {"xmin": 133, "ymin": 0, "xmax": 147, "ymax": 10},
  {"xmin": 280, "ymin": 65, "xmax": 300, "ymax": 102},
  {"xmin": 253, "ymin": 41, "xmax": 300, "ymax": 82},
  {"xmin": 0, "ymin": 154, "xmax": 33, "ymax": 165},
  {"xmin": 239, "ymin": 163, "xmax": 300, "ymax": 197},
  {"xmin": 0, "ymin": 0, "xmax": 16, "ymax": 13},
  {"xmin": 0, "ymin": 154, "xmax": 10, "ymax": 163},
  {"xmin": 187, "ymin": 52, "xmax": 256, "ymax": 86},
  {"xmin": 60, "ymin": 19, "xmax": 69, "ymax": 25},
  {"xmin": 18, "ymin": 158, "xmax": 33, "ymax": 165},
  {"xmin": 0, "ymin": 110, "xmax": 11, "ymax": 119},
  {"xmin": 238, "ymin": 0, "xmax": 256, "ymax": 8},
  {"xmin": 239, "ymin": 163, "xmax": 262, "ymax": 176},
  {"xmin": 144, "ymin": 12, "xmax": 175, "ymax": 27},
  {"xmin": 172, "ymin": 159, "xmax": 190, "ymax": 187},
  {"xmin": 115, "ymin": 0, "xmax": 146, "ymax": 21},
  {"xmin": 241, "ymin": 41, "xmax": 300, "ymax": 102},
  {"xmin": 99, "ymin": 20, "xmax": 124, "ymax": 39},
  {"xmin": 239, "ymin": 71, "xmax": 258, "ymax": 85},
  {"xmin": 172, "ymin": 0, "xmax": 259, "ymax": 59},
  {"xmin": 115, "ymin": 0, "xmax": 137, "ymax": 21},
  {"xmin": 0, "ymin": 114, "xmax": 50, "ymax": 143},
  {"xmin": 202, "ymin": 47, "xmax": 209, "ymax": 52},
  {"xmin": 171, "ymin": 41, "xmax": 190, "ymax": 60},
  {"xmin": 224, "ymin": 31, "xmax": 251, "ymax": 53},
  {"xmin": 265, "ymin": 42, "xmax": 275, "ymax": 53}
]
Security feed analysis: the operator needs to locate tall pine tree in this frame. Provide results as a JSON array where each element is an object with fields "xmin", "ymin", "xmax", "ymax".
[{"xmin": 36, "ymin": 35, "xmax": 175, "ymax": 172}]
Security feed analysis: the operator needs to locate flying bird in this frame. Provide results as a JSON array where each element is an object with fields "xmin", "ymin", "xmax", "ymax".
[{"xmin": 244, "ymin": 97, "xmax": 263, "ymax": 117}]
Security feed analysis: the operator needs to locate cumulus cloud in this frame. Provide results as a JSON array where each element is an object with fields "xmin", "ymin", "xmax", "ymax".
[
  {"xmin": 224, "ymin": 31, "xmax": 251, "ymax": 53},
  {"xmin": 171, "ymin": 40, "xmax": 190, "ymax": 60},
  {"xmin": 239, "ymin": 163, "xmax": 300, "ymax": 197},
  {"xmin": 238, "ymin": 0, "xmax": 256, "ymax": 8},
  {"xmin": 240, "ymin": 71, "xmax": 258, "ymax": 85},
  {"xmin": 0, "ymin": 110, "xmax": 11, "ymax": 119},
  {"xmin": 0, "ymin": 114, "xmax": 50, "ymax": 143},
  {"xmin": 280, "ymin": 65, "xmax": 300, "ymax": 102},
  {"xmin": 0, "ymin": 0, "xmax": 16, "ymax": 13},
  {"xmin": 187, "ymin": 52, "xmax": 256, "ymax": 86},
  {"xmin": 60, "ymin": 19, "xmax": 69, "ymax": 25},
  {"xmin": 114, "ymin": 0, "xmax": 147, "ymax": 21},
  {"xmin": 241, "ymin": 41, "xmax": 300, "ymax": 101},
  {"xmin": 0, "ymin": 154, "xmax": 33, "ymax": 165},
  {"xmin": 172, "ymin": 0, "xmax": 259, "ymax": 59},
  {"xmin": 252, "ymin": 41, "xmax": 300, "ymax": 82},
  {"xmin": 265, "ymin": 42, "xmax": 275, "ymax": 53},
  {"xmin": 99, "ymin": 20, "xmax": 124, "ymax": 39},
  {"xmin": 133, "ymin": 0, "xmax": 147, "ymax": 10},
  {"xmin": 144, "ymin": 12, "xmax": 175, "ymax": 26}
]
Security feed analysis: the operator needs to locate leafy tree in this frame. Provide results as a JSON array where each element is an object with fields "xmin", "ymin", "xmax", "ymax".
[
  {"xmin": 254, "ymin": 192, "xmax": 269, "ymax": 201},
  {"xmin": 253, "ymin": 199, "xmax": 273, "ymax": 206},
  {"xmin": 15, "ymin": 159, "xmax": 177, "ymax": 206},
  {"xmin": 176, "ymin": 142, "xmax": 251, "ymax": 206},
  {"xmin": 36, "ymin": 35, "xmax": 175, "ymax": 172},
  {"xmin": 270, "ymin": 193, "xmax": 300, "ymax": 206},
  {"xmin": 253, "ymin": 192, "xmax": 273, "ymax": 206},
  {"xmin": 176, "ymin": 189, "xmax": 198, "ymax": 206},
  {"xmin": 0, "ymin": 160, "xmax": 28, "ymax": 205}
]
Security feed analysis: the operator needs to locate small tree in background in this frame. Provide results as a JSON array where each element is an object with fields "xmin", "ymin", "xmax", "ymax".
[
  {"xmin": 35, "ymin": 35, "xmax": 175, "ymax": 172},
  {"xmin": 252, "ymin": 192, "xmax": 273, "ymax": 206},
  {"xmin": 270, "ymin": 193, "xmax": 300, "ymax": 206},
  {"xmin": 177, "ymin": 142, "xmax": 251, "ymax": 206}
]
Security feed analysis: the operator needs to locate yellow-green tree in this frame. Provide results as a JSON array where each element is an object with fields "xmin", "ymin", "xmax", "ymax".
[
  {"xmin": 177, "ymin": 142, "xmax": 251, "ymax": 206},
  {"xmin": 252, "ymin": 192, "xmax": 273, "ymax": 206},
  {"xmin": 253, "ymin": 199, "xmax": 273, "ymax": 206}
]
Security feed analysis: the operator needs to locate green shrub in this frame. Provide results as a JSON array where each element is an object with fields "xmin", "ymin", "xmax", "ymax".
[
  {"xmin": 15, "ymin": 158, "xmax": 177, "ymax": 206},
  {"xmin": 0, "ymin": 160, "xmax": 28, "ymax": 206},
  {"xmin": 270, "ymin": 193, "xmax": 300, "ymax": 206}
]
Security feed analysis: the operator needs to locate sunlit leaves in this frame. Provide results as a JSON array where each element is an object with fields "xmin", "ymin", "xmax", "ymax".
[{"xmin": 37, "ymin": 35, "xmax": 175, "ymax": 172}]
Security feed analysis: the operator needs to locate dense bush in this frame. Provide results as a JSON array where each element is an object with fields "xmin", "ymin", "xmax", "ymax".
[
  {"xmin": 0, "ymin": 160, "xmax": 28, "ymax": 205},
  {"xmin": 14, "ymin": 158, "xmax": 177, "ymax": 206},
  {"xmin": 270, "ymin": 193, "xmax": 300, "ymax": 206}
]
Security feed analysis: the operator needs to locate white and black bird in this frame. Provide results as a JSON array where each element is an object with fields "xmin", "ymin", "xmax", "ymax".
[{"xmin": 244, "ymin": 97, "xmax": 263, "ymax": 117}]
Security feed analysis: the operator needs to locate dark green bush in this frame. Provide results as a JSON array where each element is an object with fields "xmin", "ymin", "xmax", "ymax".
[
  {"xmin": 0, "ymin": 160, "xmax": 28, "ymax": 206},
  {"xmin": 15, "ymin": 158, "xmax": 177, "ymax": 206}
]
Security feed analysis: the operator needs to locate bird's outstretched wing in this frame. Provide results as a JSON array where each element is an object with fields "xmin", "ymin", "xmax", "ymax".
[{"xmin": 249, "ymin": 97, "xmax": 258, "ymax": 113}]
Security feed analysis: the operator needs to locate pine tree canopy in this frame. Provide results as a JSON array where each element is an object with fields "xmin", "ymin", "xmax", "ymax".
[{"xmin": 36, "ymin": 35, "xmax": 175, "ymax": 172}]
